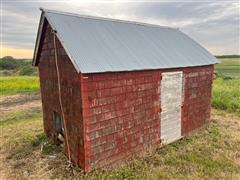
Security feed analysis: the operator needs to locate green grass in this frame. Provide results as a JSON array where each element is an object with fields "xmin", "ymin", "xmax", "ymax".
[
  {"xmin": 212, "ymin": 78, "xmax": 240, "ymax": 114},
  {"xmin": 215, "ymin": 58, "xmax": 240, "ymax": 78},
  {"xmin": 0, "ymin": 76, "xmax": 39, "ymax": 95},
  {"xmin": 212, "ymin": 58, "xmax": 240, "ymax": 114}
]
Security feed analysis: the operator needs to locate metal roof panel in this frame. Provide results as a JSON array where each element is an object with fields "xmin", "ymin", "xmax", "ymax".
[{"xmin": 36, "ymin": 9, "xmax": 218, "ymax": 73}]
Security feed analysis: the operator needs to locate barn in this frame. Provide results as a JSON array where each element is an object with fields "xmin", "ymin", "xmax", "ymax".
[{"xmin": 33, "ymin": 9, "xmax": 218, "ymax": 172}]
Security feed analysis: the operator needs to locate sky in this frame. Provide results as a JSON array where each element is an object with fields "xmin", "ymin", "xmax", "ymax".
[{"xmin": 1, "ymin": 0, "xmax": 239, "ymax": 58}]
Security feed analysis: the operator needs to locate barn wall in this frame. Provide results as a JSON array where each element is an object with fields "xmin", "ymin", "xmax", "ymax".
[
  {"xmin": 81, "ymin": 65, "xmax": 213, "ymax": 171},
  {"xmin": 182, "ymin": 65, "xmax": 213, "ymax": 135},
  {"xmin": 38, "ymin": 23, "xmax": 85, "ymax": 167},
  {"xmin": 81, "ymin": 71, "xmax": 161, "ymax": 171}
]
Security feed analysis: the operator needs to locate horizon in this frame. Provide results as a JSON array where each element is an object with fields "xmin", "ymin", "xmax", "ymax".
[
  {"xmin": 1, "ymin": 1, "xmax": 239, "ymax": 58},
  {"xmin": 2, "ymin": 54, "xmax": 240, "ymax": 60}
]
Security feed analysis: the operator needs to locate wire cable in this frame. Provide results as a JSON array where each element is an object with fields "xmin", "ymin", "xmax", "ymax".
[{"xmin": 53, "ymin": 31, "xmax": 72, "ymax": 164}]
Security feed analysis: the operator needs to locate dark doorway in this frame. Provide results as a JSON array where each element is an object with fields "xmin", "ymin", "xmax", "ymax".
[{"xmin": 53, "ymin": 111, "xmax": 64, "ymax": 136}]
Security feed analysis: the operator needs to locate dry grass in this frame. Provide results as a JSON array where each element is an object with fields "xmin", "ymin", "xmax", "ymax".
[
  {"xmin": 0, "ymin": 94, "xmax": 240, "ymax": 179},
  {"xmin": 0, "ymin": 92, "xmax": 41, "ymax": 115}
]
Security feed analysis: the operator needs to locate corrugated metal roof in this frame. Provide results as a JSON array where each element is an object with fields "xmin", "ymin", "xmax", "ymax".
[{"xmin": 33, "ymin": 9, "xmax": 218, "ymax": 73}]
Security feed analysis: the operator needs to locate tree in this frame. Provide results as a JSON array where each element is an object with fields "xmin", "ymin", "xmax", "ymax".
[{"xmin": 0, "ymin": 56, "xmax": 17, "ymax": 70}]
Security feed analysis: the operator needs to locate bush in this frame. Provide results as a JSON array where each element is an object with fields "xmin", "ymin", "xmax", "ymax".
[
  {"xmin": 0, "ymin": 57, "xmax": 37, "ymax": 76},
  {"xmin": 19, "ymin": 65, "xmax": 36, "ymax": 76},
  {"xmin": 0, "ymin": 56, "xmax": 17, "ymax": 70}
]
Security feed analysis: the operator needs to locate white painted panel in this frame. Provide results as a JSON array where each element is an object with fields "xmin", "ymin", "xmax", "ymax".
[{"xmin": 161, "ymin": 71, "xmax": 183, "ymax": 144}]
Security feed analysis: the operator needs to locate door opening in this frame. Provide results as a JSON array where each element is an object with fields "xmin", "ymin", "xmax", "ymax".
[{"xmin": 53, "ymin": 111, "xmax": 64, "ymax": 143}]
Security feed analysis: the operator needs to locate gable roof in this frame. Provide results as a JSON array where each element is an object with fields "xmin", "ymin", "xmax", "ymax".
[{"xmin": 33, "ymin": 9, "xmax": 218, "ymax": 73}]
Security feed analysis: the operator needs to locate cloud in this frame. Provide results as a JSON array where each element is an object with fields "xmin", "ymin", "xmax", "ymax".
[{"xmin": 1, "ymin": 0, "xmax": 239, "ymax": 57}]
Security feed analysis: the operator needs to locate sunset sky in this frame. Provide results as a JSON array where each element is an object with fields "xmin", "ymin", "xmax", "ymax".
[{"xmin": 1, "ymin": 0, "xmax": 239, "ymax": 58}]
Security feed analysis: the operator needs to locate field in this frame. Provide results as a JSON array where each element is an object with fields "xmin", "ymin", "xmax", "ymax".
[
  {"xmin": 0, "ymin": 76, "xmax": 39, "ymax": 95},
  {"xmin": 0, "ymin": 57, "xmax": 240, "ymax": 179},
  {"xmin": 215, "ymin": 58, "xmax": 240, "ymax": 78}
]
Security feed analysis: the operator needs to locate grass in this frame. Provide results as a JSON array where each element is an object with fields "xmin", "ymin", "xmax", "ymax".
[
  {"xmin": 1, "ymin": 107, "xmax": 239, "ymax": 179},
  {"xmin": 212, "ymin": 78, "xmax": 240, "ymax": 114},
  {"xmin": 212, "ymin": 57, "xmax": 240, "ymax": 114},
  {"xmin": 0, "ymin": 109, "xmax": 42, "ymax": 127},
  {"xmin": 0, "ymin": 76, "xmax": 39, "ymax": 95},
  {"xmin": 215, "ymin": 58, "xmax": 240, "ymax": 79}
]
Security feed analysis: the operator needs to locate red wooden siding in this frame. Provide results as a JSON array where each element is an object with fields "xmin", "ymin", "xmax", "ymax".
[
  {"xmin": 182, "ymin": 66, "xmax": 213, "ymax": 135},
  {"xmin": 81, "ymin": 71, "xmax": 161, "ymax": 171},
  {"xmin": 38, "ymin": 23, "xmax": 85, "ymax": 168},
  {"xmin": 81, "ymin": 65, "xmax": 213, "ymax": 171}
]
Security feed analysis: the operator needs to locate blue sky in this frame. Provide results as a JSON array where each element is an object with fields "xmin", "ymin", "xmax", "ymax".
[{"xmin": 1, "ymin": 0, "xmax": 239, "ymax": 58}]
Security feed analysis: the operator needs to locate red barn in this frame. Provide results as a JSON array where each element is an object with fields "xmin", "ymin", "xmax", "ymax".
[{"xmin": 32, "ymin": 9, "xmax": 218, "ymax": 172}]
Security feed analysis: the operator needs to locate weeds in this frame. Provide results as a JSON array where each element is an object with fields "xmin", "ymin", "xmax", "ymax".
[
  {"xmin": 31, "ymin": 133, "xmax": 48, "ymax": 147},
  {"xmin": 31, "ymin": 133, "xmax": 62, "ymax": 155}
]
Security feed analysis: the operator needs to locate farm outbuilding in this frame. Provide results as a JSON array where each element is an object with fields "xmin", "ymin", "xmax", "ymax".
[{"xmin": 33, "ymin": 9, "xmax": 218, "ymax": 172}]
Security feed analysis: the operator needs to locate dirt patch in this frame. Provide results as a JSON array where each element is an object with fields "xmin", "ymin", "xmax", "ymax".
[{"xmin": 0, "ymin": 92, "xmax": 41, "ymax": 115}]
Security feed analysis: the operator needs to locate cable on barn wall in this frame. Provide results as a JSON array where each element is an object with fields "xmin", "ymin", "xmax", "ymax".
[{"xmin": 52, "ymin": 30, "xmax": 72, "ymax": 167}]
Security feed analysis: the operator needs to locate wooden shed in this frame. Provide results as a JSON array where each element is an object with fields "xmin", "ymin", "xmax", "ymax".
[{"xmin": 33, "ymin": 9, "xmax": 218, "ymax": 172}]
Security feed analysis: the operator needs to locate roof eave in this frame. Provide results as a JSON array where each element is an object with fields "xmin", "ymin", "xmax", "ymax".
[
  {"xmin": 32, "ymin": 9, "xmax": 82, "ymax": 74},
  {"xmin": 32, "ymin": 10, "xmax": 45, "ymax": 66}
]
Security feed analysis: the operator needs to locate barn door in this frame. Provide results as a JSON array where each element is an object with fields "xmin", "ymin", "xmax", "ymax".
[{"xmin": 161, "ymin": 71, "xmax": 183, "ymax": 144}]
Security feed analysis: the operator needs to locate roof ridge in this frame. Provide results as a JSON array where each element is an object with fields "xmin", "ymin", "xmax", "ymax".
[{"xmin": 40, "ymin": 7, "xmax": 176, "ymax": 30}]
